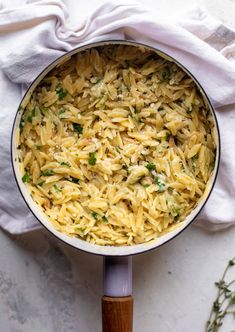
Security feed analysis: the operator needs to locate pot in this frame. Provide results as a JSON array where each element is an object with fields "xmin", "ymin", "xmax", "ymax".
[{"xmin": 11, "ymin": 40, "xmax": 220, "ymax": 332}]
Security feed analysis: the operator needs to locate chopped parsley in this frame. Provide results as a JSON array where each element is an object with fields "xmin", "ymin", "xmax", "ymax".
[
  {"xmin": 145, "ymin": 163, "xmax": 156, "ymax": 171},
  {"xmin": 35, "ymin": 145, "xmax": 41, "ymax": 150},
  {"xmin": 115, "ymin": 147, "xmax": 122, "ymax": 153},
  {"xmin": 191, "ymin": 154, "xmax": 198, "ymax": 172},
  {"xmin": 74, "ymin": 226, "xmax": 85, "ymax": 234},
  {"xmin": 58, "ymin": 108, "xmax": 66, "ymax": 118},
  {"xmin": 165, "ymin": 131, "xmax": 170, "ymax": 141},
  {"xmin": 73, "ymin": 123, "xmax": 83, "ymax": 134},
  {"xmin": 143, "ymin": 184, "xmax": 150, "ymax": 188},
  {"xmin": 37, "ymin": 180, "xmax": 44, "ymax": 187},
  {"xmin": 95, "ymin": 78, "xmax": 102, "ymax": 84},
  {"xmin": 69, "ymin": 177, "xmax": 80, "ymax": 184},
  {"xmin": 27, "ymin": 108, "xmax": 36, "ymax": 123},
  {"xmin": 40, "ymin": 107, "xmax": 49, "ymax": 116},
  {"xmin": 18, "ymin": 105, "xmax": 23, "ymax": 112},
  {"xmin": 19, "ymin": 118, "xmax": 25, "ymax": 133},
  {"xmin": 59, "ymin": 161, "xmax": 71, "ymax": 167},
  {"xmin": 187, "ymin": 105, "xmax": 193, "ymax": 115},
  {"xmin": 53, "ymin": 184, "xmax": 61, "ymax": 193},
  {"xmin": 171, "ymin": 206, "xmax": 180, "ymax": 220},
  {"xmin": 88, "ymin": 152, "xmax": 97, "ymax": 166},
  {"xmin": 92, "ymin": 212, "xmax": 98, "ymax": 220},
  {"xmin": 161, "ymin": 66, "xmax": 170, "ymax": 82},
  {"xmin": 102, "ymin": 216, "xmax": 109, "ymax": 224},
  {"xmin": 22, "ymin": 172, "xmax": 30, "ymax": 183},
  {"xmin": 154, "ymin": 177, "xmax": 166, "ymax": 192},
  {"xmin": 41, "ymin": 169, "xmax": 54, "ymax": 176},
  {"xmin": 56, "ymin": 86, "xmax": 68, "ymax": 100}
]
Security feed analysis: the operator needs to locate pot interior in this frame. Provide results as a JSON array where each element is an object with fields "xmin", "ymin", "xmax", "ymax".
[{"xmin": 11, "ymin": 40, "xmax": 220, "ymax": 256}]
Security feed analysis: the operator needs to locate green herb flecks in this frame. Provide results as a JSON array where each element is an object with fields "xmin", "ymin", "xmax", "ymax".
[
  {"xmin": 58, "ymin": 108, "xmax": 66, "ymax": 118},
  {"xmin": 56, "ymin": 86, "xmax": 68, "ymax": 100},
  {"xmin": 53, "ymin": 184, "xmax": 61, "ymax": 193},
  {"xmin": 73, "ymin": 123, "xmax": 83, "ymax": 135},
  {"xmin": 161, "ymin": 66, "xmax": 170, "ymax": 82},
  {"xmin": 69, "ymin": 177, "xmax": 80, "ymax": 184},
  {"xmin": 187, "ymin": 105, "xmax": 193, "ymax": 115},
  {"xmin": 154, "ymin": 176, "xmax": 166, "ymax": 193},
  {"xmin": 41, "ymin": 107, "xmax": 49, "ymax": 116},
  {"xmin": 102, "ymin": 216, "xmax": 109, "ymax": 224},
  {"xmin": 35, "ymin": 145, "xmax": 41, "ymax": 150},
  {"xmin": 191, "ymin": 154, "xmax": 198, "ymax": 172},
  {"xmin": 27, "ymin": 108, "xmax": 36, "ymax": 123},
  {"xmin": 41, "ymin": 169, "xmax": 54, "ymax": 176},
  {"xmin": 88, "ymin": 152, "xmax": 97, "ymax": 166},
  {"xmin": 206, "ymin": 257, "xmax": 235, "ymax": 332},
  {"xmin": 19, "ymin": 118, "xmax": 25, "ymax": 134},
  {"xmin": 22, "ymin": 172, "xmax": 30, "ymax": 183},
  {"xmin": 143, "ymin": 184, "xmax": 150, "ymax": 188},
  {"xmin": 165, "ymin": 131, "xmax": 170, "ymax": 141},
  {"xmin": 74, "ymin": 226, "xmax": 85, "ymax": 234},
  {"xmin": 115, "ymin": 147, "xmax": 122, "ymax": 154},
  {"xmin": 92, "ymin": 212, "xmax": 98, "ymax": 220},
  {"xmin": 59, "ymin": 161, "xmax": 71, "ymax": 167},
  {"xmin": 145, "ymin": 163, "xmax": 156, "ymax": 171},
  {"xmin": 18, "ymin": 105, "xmax": 23, "ymax": 113},
  {"xmin": 37, "ymin": 180, "xmax": 45, "ymax": 187},
  {"xmin": 171, "ymin": 206, "xmax": 180, "ymax": 220}
]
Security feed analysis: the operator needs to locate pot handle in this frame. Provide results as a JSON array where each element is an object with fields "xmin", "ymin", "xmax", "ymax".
[{"xmin": 102, "ymin": 256, "xmax": 133, "ymax": 332}]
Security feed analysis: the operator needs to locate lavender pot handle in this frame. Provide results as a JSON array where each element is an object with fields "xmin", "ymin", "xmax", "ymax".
[{"xmin": 102, "ymin": 256, "xmax": 133, "ymax": 332}]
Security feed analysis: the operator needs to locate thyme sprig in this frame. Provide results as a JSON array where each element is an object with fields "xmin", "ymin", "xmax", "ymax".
[{"xmin": 206, "ymin": 257, "xmax": 235, "ymax": 331}]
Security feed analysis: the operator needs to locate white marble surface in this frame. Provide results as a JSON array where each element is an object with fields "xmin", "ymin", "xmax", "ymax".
[{"xmin": 1, "ymin": 0, "xmax": 235, "ymax": 331}]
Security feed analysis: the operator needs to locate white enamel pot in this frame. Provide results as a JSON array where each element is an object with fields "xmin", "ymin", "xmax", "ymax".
[{"xmin": 11, "ymin": 40, "xmax": 220, "ymax": 332}]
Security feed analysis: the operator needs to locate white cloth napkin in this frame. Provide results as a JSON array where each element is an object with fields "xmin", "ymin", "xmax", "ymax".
[{"xmin": 1, "ymin": 0, "xmax": 235, "ymax": 234}]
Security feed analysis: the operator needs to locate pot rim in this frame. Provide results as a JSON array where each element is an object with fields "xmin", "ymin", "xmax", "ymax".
[{"xmin": 11, "ymin": 40, "xmax": 221, "ymax": 256}]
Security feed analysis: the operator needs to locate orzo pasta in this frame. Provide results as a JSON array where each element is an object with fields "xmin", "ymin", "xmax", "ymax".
[{"xmin": 17, "ymin": 45, "xmax": 216, "ymax": 246}]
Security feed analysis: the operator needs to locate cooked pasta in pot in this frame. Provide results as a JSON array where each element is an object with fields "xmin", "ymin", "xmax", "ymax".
[{"xmin": 17, "ymin": 44, "xmax": 216, "ymax": 246}]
